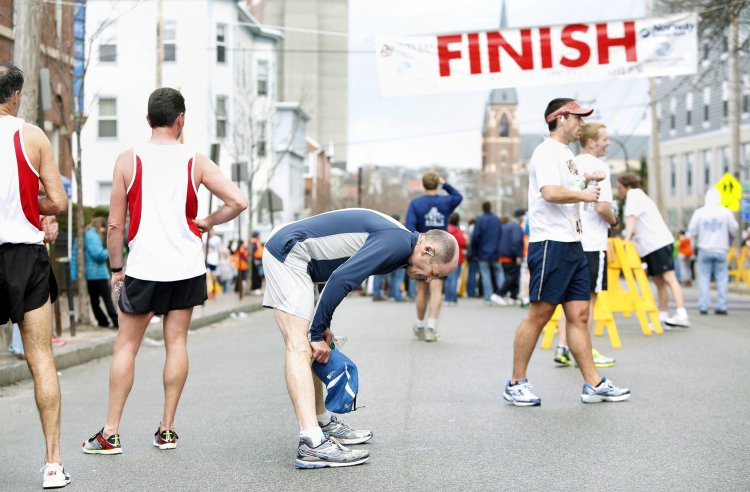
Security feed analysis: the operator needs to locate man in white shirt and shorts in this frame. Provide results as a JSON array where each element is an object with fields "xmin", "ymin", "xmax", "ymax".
[
  {"xmin": 553, "ymin": 122, "xmax": 618, "ymax": 368},
  {"xmin": 617, "ymin": 173, "xmax": 689, "ymax": 327},
  {"xmin": 82, "ymin": 88, "xmax": 247, "ymax": 455},
  {"xmin": 503, "ymin": 98, "xmax": 631, "ymax": 406}
]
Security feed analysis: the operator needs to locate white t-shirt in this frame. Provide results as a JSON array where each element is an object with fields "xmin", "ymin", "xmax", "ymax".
[
  {"xmin": 575, "ymin": 153, "xmax": 613, "ymax": 252},
  {"xmin": 623, "ymin": 188, "xmax": 674, "ymax": 256},
  {"xmin": 528, "ymin": 138, "xmax": 583, "ymax": 243}
]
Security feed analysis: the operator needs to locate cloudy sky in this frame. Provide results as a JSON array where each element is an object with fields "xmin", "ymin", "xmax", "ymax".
[{"xmin": 347, "ymin": 0, "xmax": 650, "ymax": 170}]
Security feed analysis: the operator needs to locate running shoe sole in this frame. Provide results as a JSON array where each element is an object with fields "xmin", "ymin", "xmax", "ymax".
[
  {"xmin": 82, "ymin": 447, "xmax": 121, "ymax": 455},
  {"xmin": 334, "ymin": 434, "xmax": 373, "ymax": 445},
  {"xmin": 502, "ymin": 392, "xmax": 541, "ymax": 406},
  {"xmin": 295, "ymin": 455, "xmax": 369, "ymax": 469},
  {"xmin": 153, "ymin": 440, "xmax": 177, "ymax": 450},
  {"xmin": 581, "ymin": 393, "xmax": 632, "ymax": 403}
]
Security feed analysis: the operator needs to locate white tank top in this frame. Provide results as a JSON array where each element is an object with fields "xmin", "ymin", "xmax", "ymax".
[
  {"xmin": 0, "ymin": 116, "xmax": 43, "ymax": 245},
  {"xmin": 124, "ymin": 143, "xmax": 205, "ymax": 281}
]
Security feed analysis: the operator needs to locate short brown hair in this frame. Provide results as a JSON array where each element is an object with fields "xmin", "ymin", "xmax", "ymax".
[
  {"xmin": 617, "ymin": 173, "xmax": 640, "ymax": 189},
  {"xmin": 422, "ymin": 171, "xmax": 440, "ymax": 190},
  {"xmin": 579, "ymin": 122, "xmax": 605, "ymax": 148}
]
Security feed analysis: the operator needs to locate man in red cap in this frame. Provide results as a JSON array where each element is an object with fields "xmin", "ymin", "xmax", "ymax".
[{"xmin": 502, "ymin": 98, "xmax": 631, "ymax": 407}]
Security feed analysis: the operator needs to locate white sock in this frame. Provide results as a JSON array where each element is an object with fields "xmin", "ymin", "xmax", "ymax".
[
  {"xmin": 427, "ymin": 318, "xmax": 437, "ymax": 330},
  {"xmin": 659, "ymin": 311, "xmax": 669, "ymax": 321},
  {"xmin": 317, "ymin": 411, "xmax": 333, "ymax": 426},
  {"xmin": 416, "ymin": 318, "xmax": 425, "ymax": 328},
  {"xmin": 300, "ymin": 427, "xmax": 325, "ymax": 447},
  {"xmin": 676, "ymin": 307, "xmax": 688, "ymax": 317}
]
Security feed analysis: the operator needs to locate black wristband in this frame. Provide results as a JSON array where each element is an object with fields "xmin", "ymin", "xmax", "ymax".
[{"xmin": 110, "ymin": 267, "xmax": 123, "ymax": 273}]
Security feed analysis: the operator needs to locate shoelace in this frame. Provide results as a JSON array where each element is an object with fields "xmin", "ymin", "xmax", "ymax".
[
  {"xmin": 324, "ymin": 436, "xmax": 346, "ymax": 450},
  {"xmin": 329, "ymin": 417, "xmax": 354, "ymax": 433}
]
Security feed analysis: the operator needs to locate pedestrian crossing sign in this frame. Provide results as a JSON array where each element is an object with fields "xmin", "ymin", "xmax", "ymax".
[{"xmin": 715, "ymin": 173, "xmax": 742, "ymax": 211}]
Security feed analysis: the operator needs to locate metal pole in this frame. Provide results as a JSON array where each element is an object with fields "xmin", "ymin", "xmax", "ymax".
[{"xmin": 609, "ymin": 136, "xmax": 629, "ymax": 173}]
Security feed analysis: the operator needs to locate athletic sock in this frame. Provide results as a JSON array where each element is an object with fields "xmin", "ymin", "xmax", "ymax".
[
  {"xmin": 659, "ymin": 310, "xmax": 669, "ymax": 321},
  {"xmin": 317, "ymin": 411, "xmax": 333, "ymax": 427},
  {"xmin": 300, "ymin": 427, "xmax": 325, "ymax": 447},
  {"xmin": 675, "ymin": 307, "xmax": 688, "ymax": 317},
  {"xmin": 427, "ymin": 318, "xmax": 437, "ymax": 330},
  {"xmin": 415, "ymin": 318, "xmax": 425, "ymax": 328}
]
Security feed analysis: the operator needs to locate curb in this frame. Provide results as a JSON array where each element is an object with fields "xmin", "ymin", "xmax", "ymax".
[{"xmin": 0, "ymin": 302, "xmax": 264, "ymax": 388}]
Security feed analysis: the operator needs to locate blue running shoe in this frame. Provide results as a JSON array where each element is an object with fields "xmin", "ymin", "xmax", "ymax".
[
  {"xmin": 503, "ymin": 379, "xmax": 541, "ymax": 406},
  {"xmin": 581, "ymin": 377, "xmax": 631, "ymax": 403}
]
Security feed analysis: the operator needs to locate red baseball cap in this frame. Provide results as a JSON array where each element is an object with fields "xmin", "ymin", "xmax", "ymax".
[{"xmin": 545, "ymin": 100, "xmax": 594, "ymax": 123}]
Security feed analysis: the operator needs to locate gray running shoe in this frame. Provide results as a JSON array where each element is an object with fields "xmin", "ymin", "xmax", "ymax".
[
  {"xmin": 581, "ymin": 377, "xmax": 631, "ymax": 403},
  {"xmin": 413, "ymin": 324, "xmax": 425, "ymax": 340},
  {"xmin": 320, "ymin": 416, "xmax": 373, "ymax": 445},
  {"xmin": 424, "ymin": 328, "xmax": 441, "ymax": 342},
  {"xmin": 295, "ymin": 436, "xmax": 370, "ymax": 469}
]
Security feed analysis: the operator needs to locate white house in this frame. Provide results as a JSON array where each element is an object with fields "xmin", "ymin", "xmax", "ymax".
[{"xmin": 79, "ymin": 0, "xmax": 304, "ymax": 239}]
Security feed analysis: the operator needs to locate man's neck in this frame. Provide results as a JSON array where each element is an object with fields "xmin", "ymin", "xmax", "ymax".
[
  {"xmin": 0, "ymin": 104, "xmax": 16, "ymax": 118},
  {"xmin": 424, "ymin": 190, "xmax": 438, "ymax": 196},
  {"xmin": 149, "ymin": 126, "xmax": 180, "ymax": 144},
  {"xmin": 550, "ymin": 130, "xmax": 570, "ymax": 145}
]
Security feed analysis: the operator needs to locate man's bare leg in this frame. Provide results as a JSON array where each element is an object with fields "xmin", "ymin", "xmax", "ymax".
[
  {"xmin": 274, "ymin": 309, "xmax": 317, "ymax": 432},
  {"xmin": 563, "ymin": 300, "xmax": 600, "ymax": 386},
  {"xmin": 427, "ymin": 278, "xmax": 444, "ymax": 320},
  {"xmin": 652, "ymin": 275, "xmax": 669, "ymax": 312},
  {"xmin": 103, "ymin": 311, "xmax": 152, "ymax": 437},
  {"xmin": 511, "ymin": 301, "xmax": 556, "ymax": 383},
  {"xmin": 415, "ymin": 280, "xmax": 428, "ymax": 321},
  {"xmin": 662, "ymin": 270, "xmax": 686, "ymax": 308},
  {"xmin": 19, "ymin": 300, "xmax": 61, "ymax": 465},
  {"xmin": 161, "ymin": 307, "xmax": 192, "ymax": 431}
]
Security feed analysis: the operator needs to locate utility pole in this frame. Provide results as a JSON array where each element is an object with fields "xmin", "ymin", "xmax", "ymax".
[
  {"xmin": 13, "ymin": 0, "xmax": 43, "ymax": 123},
  {"xmin": 728, "ymin": 3, "xmax": 743, "ymax": 245},
  {"xmin": 156, "ymin": 0, "xmax": 164, "ymax": 87},
  {"xmin": 646, "ymin": 0, "xmax": 663, "ymax": 209}
]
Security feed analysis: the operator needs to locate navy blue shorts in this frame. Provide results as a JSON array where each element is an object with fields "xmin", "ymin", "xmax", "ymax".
[{"xmin": 527, "ymin": 240, "xmax": 590, "ymax": 305}]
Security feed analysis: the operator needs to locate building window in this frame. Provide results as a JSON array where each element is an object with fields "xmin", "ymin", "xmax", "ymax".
[
  {"xmin": 257, "ymin": 120, "xmax": 266, "ymax": 157},
  {"xmin": 685, "ymin": 153, "xmax": 693, "ymax": 195},
  {"xmin": 685, "ymin": 93, "xmax": 693, "ymax": 128},
  {"xmin": 98, "ymin": 97, "xmax": 117, "ymax": 138},
  {"xmin": 163, "ymin": 20, "xmax": 176, "ymax": 62},
  {"xmin": 96, "ymin": 181, "xmax": 112, "ymax": 206},
  {"xmin": 656, "ymin": 102, "xmax": 662, "ymax": 130},
  {"xmin": 99, "ymin": 22, "xmax": 117, "ymax": 63},
  {"xmin": 669, "ymin": 98, "xmax": 676, "ymax": 130},
  {"xmin": 722, "ymin": 81, "xmax": 728, "ymax": 118},
  {"xmin": 720, "ymin": 146, "xmax": 730, "ymax": 173},
  {"xmin": 216, "ymin": 24, "xmax": 226, "ymax": 64},
  {"xmin": 703, "ymin": 87, "xmax": 711, "ymax": 123},
  {"xmin": 702, "ymin": 42, "xmax": 710, "ymax": 60},
  {"xmin": 702, "ymin": 149, "xmax": 711, "ymax": 190},
  {"xmin": 215, "ymin": 96, "xmax": 227, "ymax": 138},
  {"xmin": 669, "ymin": 156, "xmax": 676, "ymax": 196},
  {"xmin": 257, "ymin": 59, "xmax": 269, "ymax": 97},
  {"xmin": 499, "ymin": 114, "xmax": 510, "ymax": 137}
]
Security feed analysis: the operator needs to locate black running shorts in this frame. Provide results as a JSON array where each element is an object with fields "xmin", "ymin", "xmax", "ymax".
[
  {"xmin": 641, "ymin": 244, "xmax": 674, "ymax": 277},
  {"xmin": 118, "ymin": 274, "xmax": 207, "ymax": 315},
  {"xmin": 0, "ymin": 243, "xmax": 58, "ymax": 324}
]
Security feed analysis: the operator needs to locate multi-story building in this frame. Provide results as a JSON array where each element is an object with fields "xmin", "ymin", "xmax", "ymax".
[
  {"xmin": 255, "ymin": 0, "xmax": 347, "ymax": 168},
  {"xmin": 656, "ymin": 33, "xmax": 750, "ymax": 228},
  {"xmin": 80, "ymin": 1, "xmax": 308, "ymax": 238}
]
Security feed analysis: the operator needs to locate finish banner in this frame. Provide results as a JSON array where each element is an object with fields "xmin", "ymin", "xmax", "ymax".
[{"xmin": 375, "ymin": 13, "xmax": 698, "ymax": 97}]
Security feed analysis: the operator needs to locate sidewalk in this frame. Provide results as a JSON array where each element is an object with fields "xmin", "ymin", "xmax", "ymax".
[{"xmin": 0, "ymin": 292, "xmax": 264, "ymax": 387}]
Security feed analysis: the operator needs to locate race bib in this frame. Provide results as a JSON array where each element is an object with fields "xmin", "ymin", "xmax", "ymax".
[{"xmin": 570, "ymin": 213, "xmax": 583, "ymax": 236}]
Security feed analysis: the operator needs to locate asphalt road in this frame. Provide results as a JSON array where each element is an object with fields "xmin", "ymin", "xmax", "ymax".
[{"xmin": 2, "ymin": 293, "xmax": 749, "ymax": 491}]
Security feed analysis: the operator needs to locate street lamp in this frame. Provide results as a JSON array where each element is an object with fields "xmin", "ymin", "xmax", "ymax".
[{"xmin": 608, "ymin": 136, "xmax": 629, "ymax": 173}]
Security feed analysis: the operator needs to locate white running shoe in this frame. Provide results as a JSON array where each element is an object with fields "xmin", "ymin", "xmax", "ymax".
[
  {"xmin": 490, "ymin": 293, "xmax": 508, "ymax": 306},
  {"xmin": 41, "ymin": 463, "xmax": 70, "ymax": 489},
  {"xmin": 664, "ymin": 313, "xmax": 690, "ymax": 328}
]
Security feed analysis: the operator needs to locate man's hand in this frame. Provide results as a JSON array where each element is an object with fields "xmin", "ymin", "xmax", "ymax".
[
  {"xmin": 193, "ymin": 218, "xmax": 213, "ymax": 235},
  {"xmin": 581, "ymin": 185, "xmax": 600, "ymax": 203},
  {"xmin": 438, "ymin": 176, "xmax": 445, "ymax": 185},
  {"xmin": 111, "ymin": 271, "xmax": 125, "ymax": 300},
  {"xmin": 583, "ymin": 171, "xmax": 606, "ymax": 183},
  {"xmin": 310, "ymin": 340, "xmax": 331, "ymax": 364}
]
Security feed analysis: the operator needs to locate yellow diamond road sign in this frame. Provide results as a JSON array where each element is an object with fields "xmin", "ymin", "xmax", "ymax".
[{"xmin": 715, "ymin": 173, "xmax": 742, "ymax": 211}]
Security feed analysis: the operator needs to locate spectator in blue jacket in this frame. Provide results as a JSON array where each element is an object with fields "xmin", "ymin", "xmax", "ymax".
[
  {"xmin": 71, "ymin": 217, "xmax": 118, "ymax": 328},
  {"xmin": 471, "ymin": 201, "xmax": 505, "ymax": 306},
  {"xmin": 497, "ymin": 210, "xmax": 525, "ymax": 303},
  {"xmin": 406, "ymin": 171, "xmax": 463, "ymax": 341}
]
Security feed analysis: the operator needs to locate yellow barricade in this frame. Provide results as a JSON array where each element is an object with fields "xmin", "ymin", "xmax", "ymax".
[
  {"xmin": 727, "ymin": 246, "xmax": 749, "ymax": 285},
  {"xmin": 541, "ymin": 238, "xmax": 662, "ymax": 350}
]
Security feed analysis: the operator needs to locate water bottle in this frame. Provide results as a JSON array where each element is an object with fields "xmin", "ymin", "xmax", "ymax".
[
  {"xmin": 330, "ymin": 335, "xmax": 348, "ymax": 350},
  {"xmin": 583, "ymin": 181, "xmax": 598, "ymax": 212}
]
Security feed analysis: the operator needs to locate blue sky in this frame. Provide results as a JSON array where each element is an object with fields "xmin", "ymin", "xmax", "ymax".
[{"xmin": 347, "ymin": 0, "xmax": 650, "ymax": 170}]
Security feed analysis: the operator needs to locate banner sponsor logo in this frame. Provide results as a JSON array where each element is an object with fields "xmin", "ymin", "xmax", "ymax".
[{"xmin": 376, "ymin": 13, "xmax": 697, "ymax": 97}]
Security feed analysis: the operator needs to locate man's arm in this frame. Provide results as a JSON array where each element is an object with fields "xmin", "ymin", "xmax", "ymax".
[
  {"xmin": 540, "ymin": 184, "xmax": 598, "ymax": 204},
  {"xmin": 194, "ymin": 154, "xmax": 248, "ymax": 233},
  {"xmin": 595, "ymin": 202, "xmax": 618, "ymax": 226},
  {"xmin": 623, "ymin": 215, "xmax": 637, "ymax": 241},
  {"xmin": 107, "ymin": 150, "xmax": 132, "ymax": 278},
  {"xmin": 441, "ymin": 180, "xmax": 463, "ymax": 208},
  {"xmin": 25, "ymin": 124, "xmax": 67, "ymax": 215}
]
